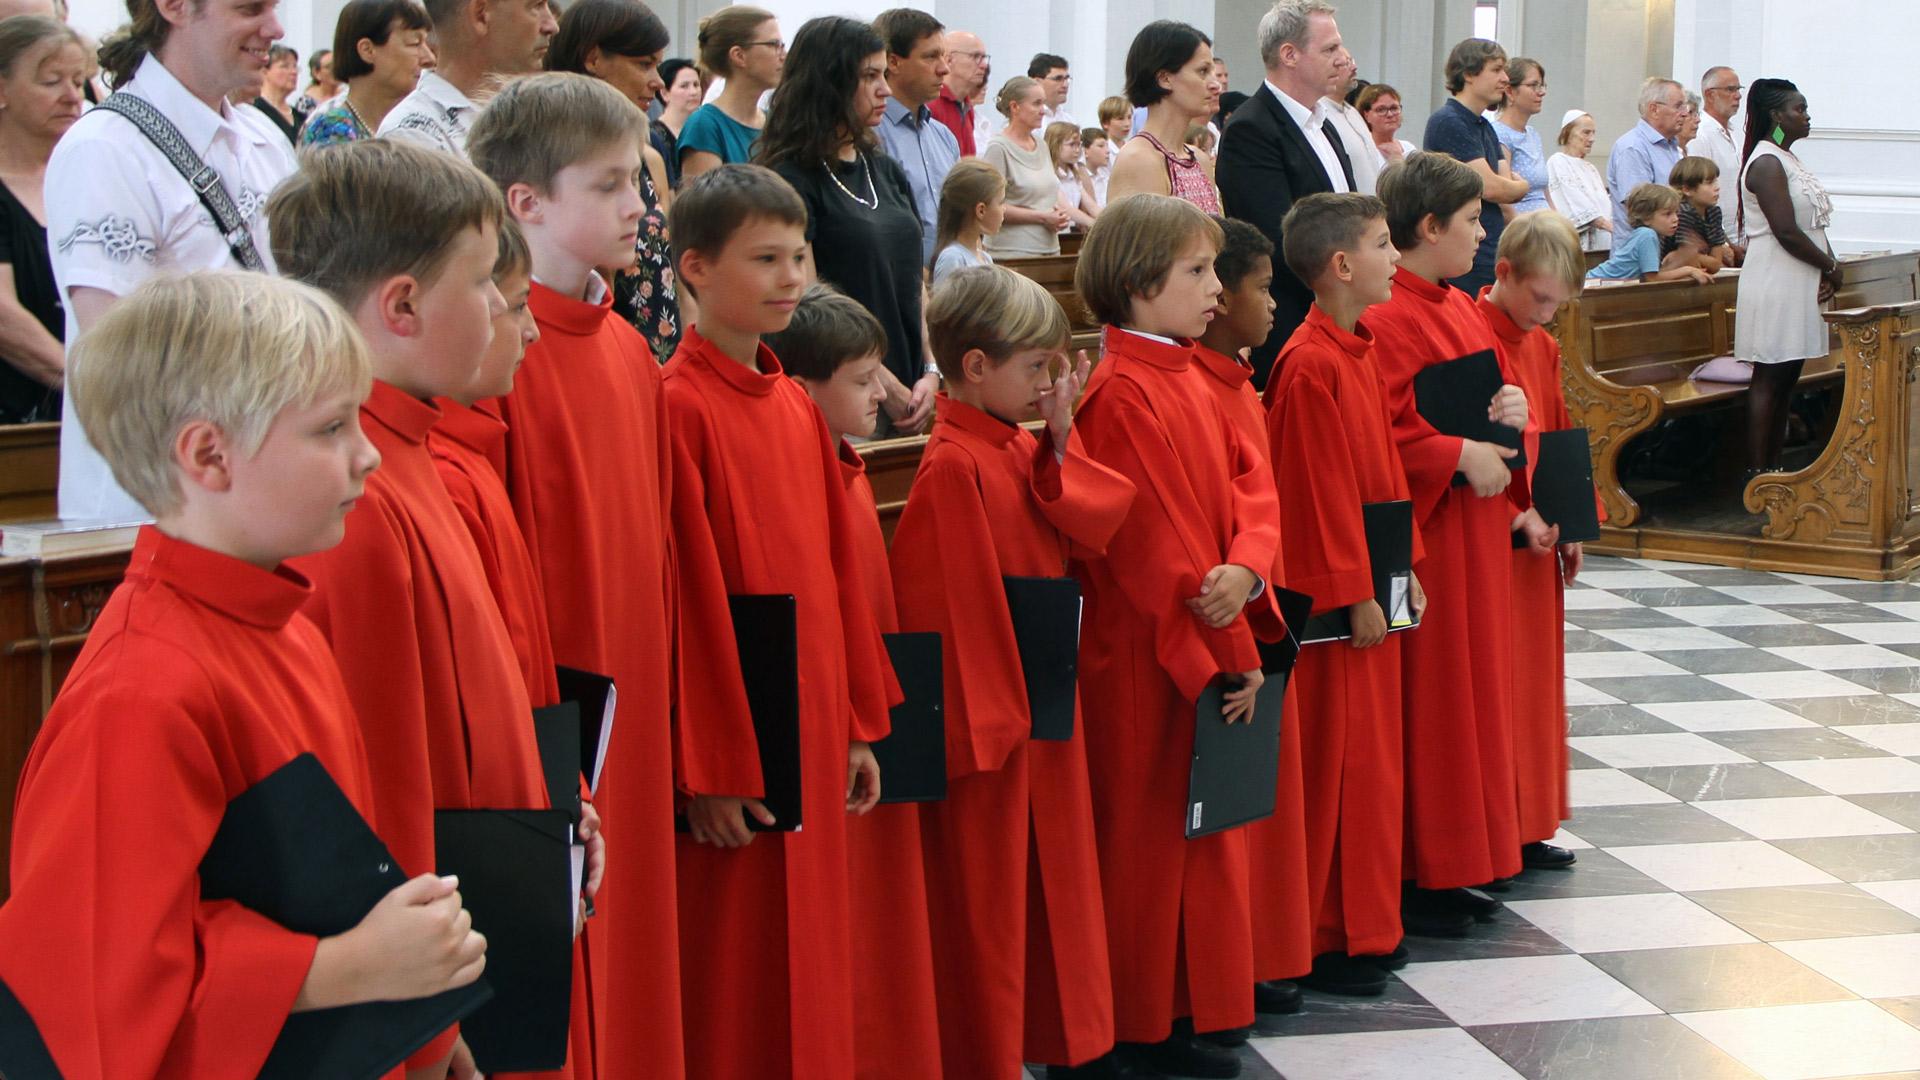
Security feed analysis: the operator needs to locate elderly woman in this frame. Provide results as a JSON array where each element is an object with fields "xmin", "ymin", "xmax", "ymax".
[
  {"xmin": 1356, "ymin": 82, "xmax": 1417, "ymax": 163},
  {"xmin": 1547, "ymin": 108, "xmax": 1612, "ymax": 252},
  {"xmin": 0, "ymin": 16, "xmax": 83, "ymax": 424},
  {"xmin": 301, "ymin": 0, "xmax": 432, "ymax": 146}
]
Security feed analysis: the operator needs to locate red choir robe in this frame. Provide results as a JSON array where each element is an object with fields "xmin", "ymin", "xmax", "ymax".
[
  {"xmin": 296, "ymin": 378, "xmax": 551, "ymax": 1068},
  {"xmin": 1477, "ymin": 291, "xmax": 1596, "ymax": 846},
  {"xmin": 1262, "ymin": 307, "xmax": 1423, "ymax": 957},
  {"xmin": 0, "ymin": 527, "xmax": 392, "ymax": 1079},
  {"xmin": 1073, "ymin": 328, "xmax": 1286, "ymax": 1040},
  {"xmin": 1193, "ymin": 343, "xmax": 1314, "ymax": 982},
  {"xmin": 1366, "ymin": 268, "xmax": 1527, "ymax": 889},
  {"xmin": 497, "ymin": 280, "xmax": 681, "ymax": 1079},
  {"xmin": 429, "ymin": 398, "xmax": 596, "ymax": 1079},
  {"xmin": 836, "ymin": 438, "xmax": 945, "ymax": 1080},
  {"xmin": 890, "ymin": 395, "xmax": 1134, "ymax": 1074},
  {"xmin": 663, "ymin": 329, "xmax": 893, "ymax": 1080}
]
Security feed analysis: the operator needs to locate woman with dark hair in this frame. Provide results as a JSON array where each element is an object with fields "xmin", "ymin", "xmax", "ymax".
[
  {"xmin": 652, "ymin": 57, "xmax": 702, "ymax": 189},
  {"xmin": 547, "ymin": 0, "xmax": 685, "ymax": 360},
  {"xmin": 1492, "ymin": 57, "xmax": 1550, "ymax": 213},
  {"xmin": 250, "ymin": 44, "xmax": 307, "ymax": 144},
  {"xmin": 1735, "ymin": 77, "xmax": 1837, "ymax": 476},
  {"xmin": 301, "ymin": 0, "xmax": 432, "ymax": 146},
  {"xmin": 758, "ymin": 16, "xmax": 935, "ymax": 434},
  {"xmin": 0, "ymin": 16, "xmax": 83, "ymax": 424},
  {"xmin": 1106, "ymin": 20, "xmax": 1222, "ymax": 209}
]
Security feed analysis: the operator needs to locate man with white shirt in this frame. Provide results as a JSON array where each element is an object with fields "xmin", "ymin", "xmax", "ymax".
[
  {"xmin": 1325, "ymin": 57, "xmax": 1384, "ymax": 194},
  {"xmin": 1696, "ymin": 65, "xmax": 1745, "ymax": 245},
  {"xmin": 379, "ymin": 0, "xmax": 556, "ymax": 153},
  {"xmin": 47, "ymin": 0, "xmax": 298, "ymax": 519},
  {"xmin": 1028, "ymin": 52, "xmax": 1076, "ymax": 128},
  {"xmin": 1215, "ymin": 0, "xmax": 1357, "ymax": 385}
]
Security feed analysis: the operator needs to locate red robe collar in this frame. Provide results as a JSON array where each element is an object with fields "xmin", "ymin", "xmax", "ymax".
[
  {"xmin": 934, "ymin": 392, "xmax": 1024, "ymax": 448},
  {"xmin": 128, "ymin": 525, "xmax": 313, "ymax": 629},
  {"xmin": 1473, "ymin": 287, "xmax": 1530, "ymax": 347},
  {"xmin": 1389, "ymin": 266, "xmax": 1452, "ymax": 306},
  {"xmin": 1303, "ymin": 303, "xmax": 1378, "ymax": 356},
  {"xmin": 837, "ymin": 437, "xmax": 867, "ymax": 485},
  {"xmin": 362, "ymin": 377, "xmax": 440, "ymax": 446},
  {"xmin": 430, "ymin": 397, "xmax": 509, "ymax": 458},
  {"xmin": 677, "ymin": 327, "xmax": 787, "ymax": 396},
  {"xmin": 529, "ymin": 278, "xmax": 615, "ymax": 337},
  {"xmin": 1191, "ymin": 343, "xmax": 1256, "ymax": 390},
  {"xmin": 1105, "ymin": 326, "xmax": 1197, "ymax": 371}
]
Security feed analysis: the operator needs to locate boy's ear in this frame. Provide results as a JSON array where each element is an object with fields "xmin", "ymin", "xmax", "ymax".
[
  {"xmin": 960, "ymin": 346, "xmax": 991, "ymax": 384},
  {"xmin": 1329, "ymin": 250, "xmax": 1354, "ymax": 284},
  {"xmin": 1493, "ymin": 257, "xmax": 1514, "ymax": 284},
  {"xmin": 172, "ymin": 419, "xmax": 235, "ymax": 496},
  {"xmin": 677, "ymin": 246, "xmax": 709, "ymax": 294},
  {"xmin": 504, "ymin": 181, "xmax": 543, "ymax": 224},
  {"xmin": 371, "ymin": 273, "xmax": 424, "ymax": 338},
  {"xmin": 1418, "ymin": 212, "xmax": 1446, "ymax": 247}
]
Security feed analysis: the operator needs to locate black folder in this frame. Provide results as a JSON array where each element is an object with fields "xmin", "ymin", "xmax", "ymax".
[
  {"xmin": 873, "ymin": 632, "xmax": 947, "ymax": 803},
  {"xmin": 1530, "ymin": 428, "xmax": 1602, "ymax": 544},
  {"xmin": 1255, "ymin": 586, "xmax": 1316, "ymax": 677},
  {"xmin": 1299, "ymin": 500, "xmax": 1419, "ymax": 643},
  {"xmin": 1004, "ymin": 576, "xmax": 1081, "ymax": 741},
  {"xmin": 554, "ymin": 666, "xmax": 615, "ymax": 795},
  {"xmin": 198, "ymin": 753, "xmax": 493, "ymax": 1080},
  {"xmin": 433, "ymin": 809, "xmax": 575, "ymax": 1073},
  {"xmin": 675, "ymin": 594, "xmax": 803, "ymax": 833},
  {"xmin": 1186, "ymin": 671, "xmax": 1289, "ymax": 838},
  {"xmin": 0, "ymin": 973, "xmax": 59, "ymax": 1080},
  {"xmin": 1413, "ymin": 350, "xmax": 1526, "ymax": 477},
  {"xmin": 533, "ymin": 700, "xmax": 583, "ymax": 821}
]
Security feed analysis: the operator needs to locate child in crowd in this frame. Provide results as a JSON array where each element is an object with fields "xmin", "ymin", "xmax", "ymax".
[
  {"xmin": 1072, "ymin": 194, "xmax": 1284, "ymax": 1079},
  {"xmin": 1048, "ymin": 121, "xmax": 1099, "ymax": 231},
  {"xmin": 767, "ymin": 283, "xmax": 944, "ymax": 1080},
  {"xmin": 1586, "ymin": 182, "xmax": 1713, "ymax": 283},
  {"xmin": 1366, "ymin": 153, "xmax": 1551, "ymax": 937},
  {"xmin": 0, "ymin": 272, "xmax": 484, "ymax": 1079},
  {"xmin": 1186, "ymin": 123, "xmax": 1217, "ymax": 157},
  {"xmin": 930, "ymin": 158, "xmax": 1006, "ymax": 284},
  {"xmin": 1082, "ymin": 127, "xmax": 1113, "ymax": 208},
  {"xmin": 663, "ymin": 162, "xmax": 892, "ymax": 1079},
  {"xmin": 466, "ymin": 72, "xmax": 683, "ymax": 1079},
  {"xmin": 1098, "ymin": 94, "xmax": 1132, "ymax": 148},
  {"xmin": 1263, "ymin": 193, "xmax": 1425, "ymax": 988},
  {"xmin": 1193, "ymin": 217, "xmax": 1318, "ymax": 1010},
  {"xmin": 891, "ymin": 265, "xmax": 1134, "ymax": 1080},
  {"xmin": 1478, "ymin": 211, "xmax": 1595, "ymax": 873},
  {"xmin": 1668, "ymin": 156, "xmax": 1739, "ymax": 270},
  {"xmin": 269, "ymin": 140, "xmax": 557, "ymax": 1078}
]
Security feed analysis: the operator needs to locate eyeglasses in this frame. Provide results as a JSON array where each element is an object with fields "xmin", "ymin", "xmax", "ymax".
[
  {"xmin": 1708, "ymin": 84, "xmax": 1743, "ymax": 95},
  {"xmin": 1370, "ymin": 104, "xmax": 1402, "ymax": 115},
  {"xmin": 744, "ymin": 39, "xmax": 786, "ymax": 53},
  {"xmin": 1518, "ymin": 81, "xmax": 1546, "ymax": 92},
  {"xmin": 1044, "ymin": 73, "xmax": 1071, "ymax": 83},
  {"xmin": 948, "ymin": 50, "xmax": 989, "ymax": 64}
]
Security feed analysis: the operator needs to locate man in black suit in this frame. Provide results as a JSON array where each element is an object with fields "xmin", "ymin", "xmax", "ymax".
[{"xmin": 1217, "ymin": 0, "xmax": 1357, "ymax": 387}]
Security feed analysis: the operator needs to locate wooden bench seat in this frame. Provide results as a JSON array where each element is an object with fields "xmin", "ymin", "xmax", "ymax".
[{"xmin": 998, "ymin": 253, "xmax": 1101, "ymax": 353}]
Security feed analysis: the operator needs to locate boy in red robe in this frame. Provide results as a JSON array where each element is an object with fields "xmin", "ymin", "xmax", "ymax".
[
  {"xmin": 1264, "ymin": 193, "xmax": 1436, "ymax": 986},
  {"xmin": 271, "ymin": 141, "xmax": 562, "ymax": 1078},
  {"xmin": 769, "ymin": 284, "xmax": 943, "ymax": 1080},
  {"xmin": 1194, "ymin": 216, "xmax": 1320, "ymax": 1013},
  {"xmin": 1478, "ymin": 211, "xmax": 1595, "ymax": 871},
  {"xmin": 1071, "ymin": 195, "xmax": 1285, "ymax": 1080},
  {"xmin": 0, "ymin": 272, "xmax": 485, "ymax": 1079},
  {"xmin": 663, "ymin": 163, "xmax": 893, "ymax": 1079},
  {"xmin": 427, "ymin": 219, "xmax": 603, "ymax": 1079},
  {"xmin": 468, "ymin": 75, "xmax": 683, "ymax": 1078},
  {"xmin": 1365, "ymin": 154, "xmax": 1556, "ymax": 933},
  {"xmin": 891, "ymin": 265, "xmax": 1134, "ymax": 1080}
]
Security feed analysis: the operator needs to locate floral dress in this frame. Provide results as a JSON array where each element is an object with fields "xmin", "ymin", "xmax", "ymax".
[
  {"xmin": 611, "ymin": 164, "xmax": 681, "ymax": 361},
  {"xmin": 300, "ymin": 101, "xmax": 370, "ymax": 147}
]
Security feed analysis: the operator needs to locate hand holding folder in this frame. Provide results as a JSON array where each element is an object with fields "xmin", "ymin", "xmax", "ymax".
[
  {"xmin": 1528, "ymin": 428, "xmax": 1602, "ymax": 545},
  {"xmin": 1413, "ymin": 351, "xmax": 1527, "ymax": 483},
  {"xmin": 678, "ymin": 595, "xmax": 804, "ymax": 841}
]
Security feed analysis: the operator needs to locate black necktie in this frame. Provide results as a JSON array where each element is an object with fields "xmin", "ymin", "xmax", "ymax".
[{"xmin": 1322, "ymin": 118, "xmax": 1356, "ymax": 190}]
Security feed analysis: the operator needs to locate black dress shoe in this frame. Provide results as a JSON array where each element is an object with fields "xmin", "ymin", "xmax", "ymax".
[
  {"xmin": 1254, "ymin": 978, "xmax": 1303, "ymax": 1014},
  {"xmin": 1197, "ymin": 1025, "xmax": 1251, "ymax": 1048},
  {"xmin": 1364, "ymin": 942, "xmax": 1410, "ymax": 970},
  {"xmin": 1130, "ymin": 1019, "xmax": 1242, "ymax": 1079},
  {"xmin": 1417, "ymin": 885, "xmax": 1500, "ymax": 922},
  {"xmin": 1401, "ymin": 885, "xmax": 1477, "ymax": 938},
  {"xmin": 1479, "ymin": 876, "xmax": 1515, "ymax": 892},
  {"xmin": 1521, "ymin": 841, "xmax": 1578, "ymax": 869},
  {"xmin": 1047, "ymin": 1054, "xmax": 1127, "ymax": 1079},
  {"xmin": 1298, "ymin": 951, "xmax": 1388, "ymax": 996}
]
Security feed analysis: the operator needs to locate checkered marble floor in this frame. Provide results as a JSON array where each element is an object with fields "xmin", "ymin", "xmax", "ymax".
[{"xmin": 1230, "ymin": 555, "xmax": 1920, "ymax": 1079}]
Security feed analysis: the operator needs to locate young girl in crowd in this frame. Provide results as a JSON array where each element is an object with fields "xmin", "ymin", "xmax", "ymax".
[
  {"xmin": 1047, "ymin": 121, "xmax": 1099, "ymax": 231},
  {"xmin": 931, "ymin": 158, "xmax": 1006, "ymax": 284}
]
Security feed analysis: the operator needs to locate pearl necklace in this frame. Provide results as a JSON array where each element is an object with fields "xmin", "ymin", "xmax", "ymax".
[
  {"xmin": 343, "ymin": 98, "xmax": 371, "ymax": 138},
  {"xmin": 823, "ymin": 151, "xmax": 878, "ymax": 210}
]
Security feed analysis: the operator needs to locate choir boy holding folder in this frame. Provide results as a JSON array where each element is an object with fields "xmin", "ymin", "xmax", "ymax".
[
  {"xmin": 0, "ymin": 273, "xmax": 486, "ymax": 1078},
  {"xmin": 661, "ymin": 164, "xmax": 894, "ymax": 1080},
  {"xmin": 769, "ymin": 284, "xmax": 944, "ymax": 1080},
  {"xmin": 1477, "ymin": 211, "xmax": 1599, "ymax": 872},
  {"xmin": 1364, "ymin": 155, "xmax": 1557, "ymax": 933},
  {"xmin": 1264, "ymin": 193, "xmax": 1434, "ymax": 985},
  {"xmin": 1071, "ymin": 195, "xmax": 1285, "ymax": 1079},
  {"xmin": 271, "ymin": 142, "xmax": 558, "ymax": 1077},
  {"xmin": 890, "ymin": 265, "xmax": 1134, "ymax": 1080}
]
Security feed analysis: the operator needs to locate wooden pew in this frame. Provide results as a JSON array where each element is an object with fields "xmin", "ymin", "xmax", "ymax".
[
  {"xmin": 1553, "ymin": 251, "xmax": 1920, "ymax": 529},
  {"xmin": 1059, "ymin": 231, "xmax": 1085, "ymax": 258},
  {"xmin": 0, "ymin": 422, "xmax": 58, "ymax": 522},
  {"xmin": 998, "ymin": 253, "xmax": 1101, "ymax": 354}
]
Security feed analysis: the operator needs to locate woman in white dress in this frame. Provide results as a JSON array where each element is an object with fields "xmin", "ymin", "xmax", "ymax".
[
  {"xmin": 1735, "ymin": 78, "xmax": 1839, "ymax": 474},
  {"xmin": 1546, "ymin": 109, "xmax": 1612, "ymax": 252}
]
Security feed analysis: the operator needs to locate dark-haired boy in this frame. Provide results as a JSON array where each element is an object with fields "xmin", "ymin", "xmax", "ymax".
[
  {"xmin": 1264, "ymin": 192, "xmax": 1432, "ymax": 983},
  {"xmin": 768, "ymin": 283, "xmax": 944, "ymax": 1080}
]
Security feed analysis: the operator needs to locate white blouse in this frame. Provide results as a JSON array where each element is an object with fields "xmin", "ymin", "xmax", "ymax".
[{"xmin": 1548, "ymin": 152, "xmax": 1613, "ymax": 252}]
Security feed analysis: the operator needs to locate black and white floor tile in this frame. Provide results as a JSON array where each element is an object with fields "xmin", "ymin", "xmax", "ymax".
[{"xmin": 1197, "ymin": 555, "xmax": 1920, "ymax": 1078}]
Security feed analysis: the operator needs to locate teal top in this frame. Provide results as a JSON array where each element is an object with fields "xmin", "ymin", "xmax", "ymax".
[
  {"xmin": 677, "ymin": 104, "xmax": 761, "ymax": 168},
  {"xmin": 1586, "ymin": 225, "xmax": 1663, "ymax": 281}
]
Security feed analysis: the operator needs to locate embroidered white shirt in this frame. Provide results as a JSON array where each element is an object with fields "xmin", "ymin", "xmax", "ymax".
[
  {"xmin": 377, "ymin": 71, "xmax": 477, "ymax": 155},
  {"xmin": 46, "ymin": 54, "xmax": 296, "ymax": 520},
  {"xmin": 1267, "ymin": 79, "xmax": 1351, "ymax": 194}
]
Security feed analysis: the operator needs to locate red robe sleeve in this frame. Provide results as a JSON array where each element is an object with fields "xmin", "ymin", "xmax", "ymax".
[
  {"xmin": 1078, "ymin": 385, "xmax": 1264, "ymax": 702},
  {"xmin": 1268, "ymin": 367, "xmax": 1376, "ymax": 615},
  {"xmin": 814, "ymin": 410, "xmax": 892, "ymax": 745},
  {"xmin": 1028, "ymin": 427, "xmax": 1137, "ymax": 560},
  {"xmin": 1367, "ymin": 316, "xmax": 1467, "ymax": 525}
]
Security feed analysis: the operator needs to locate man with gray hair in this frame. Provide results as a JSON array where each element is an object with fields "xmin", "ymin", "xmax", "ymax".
[
  {"xmin": 1605, "ymin": 76, "xmax": 1687, "ymax": 248},
  {"xmin": 1216, "ymin": 0, "xmax": 1356, "ymax": 386},
  {"xmin": 1696, "ymin": 65, "xmax": 1745, "ymax": 243}
]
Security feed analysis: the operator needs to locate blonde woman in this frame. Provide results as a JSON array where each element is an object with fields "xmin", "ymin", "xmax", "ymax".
[{"xmin": 981, "ymin": 76, "xmax": 1065, "ymax": 256}]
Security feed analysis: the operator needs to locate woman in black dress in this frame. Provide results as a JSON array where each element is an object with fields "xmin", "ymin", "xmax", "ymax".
[
  {"xmin": 756, "ymin": 16, "xmax": 936, "ymax": 435},
  {"xmin": 0, "ymin": 17, "xmax": 85, "ymax": 424}
]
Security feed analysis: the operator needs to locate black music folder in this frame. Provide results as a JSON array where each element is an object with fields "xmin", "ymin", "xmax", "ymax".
[
  {"xmin": 0, "ymin": 973, "xmax": 59, "ymax": 1080},
  {"xmin": 198, "ymin": 753, "xmax": 493, "ymax": 1080},
  {"xmin": 533, "ymin": 700, "xmax": 584, "ymax": 821},
  {"xmin": 1255, "ymin": 586, "xmax": 1316, "ymax": 677},
  {"xmin": 1299, "ymin": 500, "xmax": 1418, "ymax": 643},
  {"xmin": 1186, "ymin": 670, "xmax": 1289, "ymax": 839},
  {"xmin": 1413, "ymin": 350, "xmax": 1526, "ymax": 475},
  {"xmin": 873, "ymin": 632, "xmax": 947, "ymax": 803},
  {"xmin": 554, "ymin": 666, "xmax": 615, "ymax": 795},
  {"xmin": 674, "ymin": 594, "xmax": 803, "ymax": 833},
  {"xmin": 1530, "ymin": 428, "xmax": 1602, "ymax": 544},
  {"xmin": 433, "ymin": 809, "xmax": 574, "ymax": 1073},
  {"xmin": 1004, "ymin": 576, "xmax": 1082, "ymax": 741}
]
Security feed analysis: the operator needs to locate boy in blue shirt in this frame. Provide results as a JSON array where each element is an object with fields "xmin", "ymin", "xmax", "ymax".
[{"xmin": 1586, "ymin": 182, "xmax": 1713, "ymax": 284}]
